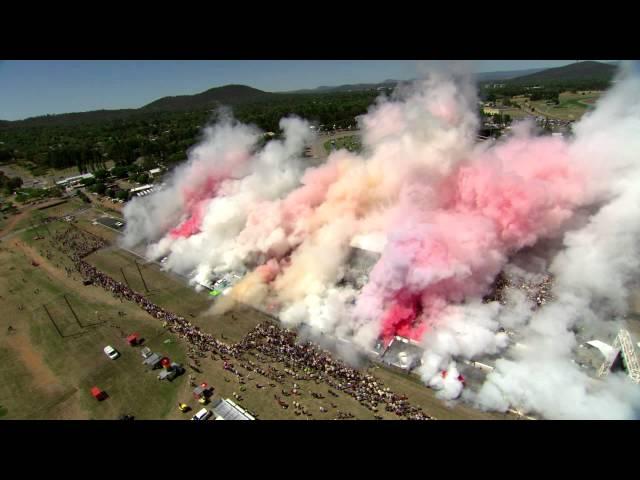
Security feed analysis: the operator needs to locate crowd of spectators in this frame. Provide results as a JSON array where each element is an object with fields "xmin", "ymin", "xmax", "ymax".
[{"xmin": 56, "ymin": 225, "xmax": 433, "ymax": 420}]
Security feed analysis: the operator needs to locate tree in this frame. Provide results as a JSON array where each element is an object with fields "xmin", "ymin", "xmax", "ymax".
[
  {"xmin": 0, "ymin": 148, "xmax": 13, "ymax": 163},
  {"xmin": 77, "ymin": 190, "xmax": 91, "ymax": 203},
  {"xmin": 136, "ymin": 173, "xmax": 150, "ymax": 184},
  {"xmin": 142, "ymin": 156, "xmax": 158, "ymax": 171},
  {"xmin": 116, "ymin": 189, "xmax": 129, "ymax": 201},
  {"xmin": 94, "ymin": 169, "xmax": 108, "ymax": 181},
  {"xmin": 7, "ymin": 176, "xmax": 23, "ymax": 191},
  {"xmin": 110, "ymin": 165, "xmax": 129, "ymax": 178},
  {"xmin": 106, "ymin": 189, "xmax": 116, "ymax": 198},
  {"xmin": 80, "ymin": 177, "xmax": 96, "ymax": 187},
  {"xmin": 93, "ymin": 182, "xmax": 106, "ymax": 195}
]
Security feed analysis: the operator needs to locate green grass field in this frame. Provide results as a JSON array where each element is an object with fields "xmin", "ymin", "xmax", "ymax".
[
  {"xmin": 86, "ymin": 247, "xmax": 265, "ymax": 343},
  {"xmin": 510, "ymin": 91, "xmax": 602, "ymax": 121},
  {"xmin": 11, "ymin": 198, "xmax": 86, "ymax": 232},
  {"xmin": 324, "ymin": 135, "xmax": 362, "ymax": 153},
  {"xmin": 0, "ymin": 218, "xmax": 186, "ymax": 419}
]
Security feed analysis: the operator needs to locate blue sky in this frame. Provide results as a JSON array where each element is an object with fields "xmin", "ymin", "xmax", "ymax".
[{"xmin": 0, "ymin": 60, "xmax": 607, "ymax": 120}]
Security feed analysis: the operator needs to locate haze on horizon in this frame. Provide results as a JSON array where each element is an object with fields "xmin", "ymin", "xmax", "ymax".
[{"xmin": 0, "ymin": 60, "xmax": 612, "ymax": 121}]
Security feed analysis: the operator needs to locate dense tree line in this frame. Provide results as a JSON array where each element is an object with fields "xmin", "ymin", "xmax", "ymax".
[
  {"xmin": 3, "ymin": 80, "xmax": 598, "ymax": 176},
  {"xmin": 0, "ymin": 91, "xmax": 378, "ymax": 174},
  {"xmin": 480, "ymin": 78, "xmax": 610, "ymax": 103},
  {"xmin": 0, "ymin": 170, "xmax": 23, "ymax": 193}
]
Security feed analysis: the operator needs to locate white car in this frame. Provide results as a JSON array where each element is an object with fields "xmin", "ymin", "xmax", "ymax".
[
  {"xmin": 104, "ymin": 345, "xmax": 120, "ymax": 360},
  {"xmin": 115, "ymin": 221, "xmax": 124, "ymax": 227},
  {"xmin": 191, "ymin": 408, "xmax": 211, "ymax": 421}
]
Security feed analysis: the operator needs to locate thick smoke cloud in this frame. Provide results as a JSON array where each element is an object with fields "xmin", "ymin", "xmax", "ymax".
[{"xmin": 123, "ymin": 64, "xmax": 640, "ymax": 419}]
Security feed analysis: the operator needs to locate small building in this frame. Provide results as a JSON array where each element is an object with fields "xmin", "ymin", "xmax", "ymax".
[
  {"xmin": 56, "ymin": 173, "xmax": 94, "ymax": 188},
  {"xmin": 148, "ymin": 168, "xmax": 162, "ymax": 177},
  {"xmin": 212, "ymin": 398, "xmax": 255, "ymax": 420},
  {"xmin": 127, "ymin": 333, "xmax": 139, "ymax": 346},
  {"xmin": 130, "ymin": 184, "xmax": 156, "ymax": 197}
]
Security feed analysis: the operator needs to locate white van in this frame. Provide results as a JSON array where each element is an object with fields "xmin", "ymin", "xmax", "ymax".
[{"xmin": 191, "ymin": 408, "xmax": 211, "ymax": 421}]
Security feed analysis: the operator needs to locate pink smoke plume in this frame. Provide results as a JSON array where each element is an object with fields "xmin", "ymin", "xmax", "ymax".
[
  {"xmin": 237, "ymin": 156, "xmax": 343, "ymax": 256},
  {"xmin": 170, "ymin": 149, "xmax": 251, "ymax": 238},
  {"xmin": 170, "ymin": 177, "xmax": 219, "ymax": 238},
  {"xmin": 357, "ymin": 135, "xmax": 587, "ymax": 342}
]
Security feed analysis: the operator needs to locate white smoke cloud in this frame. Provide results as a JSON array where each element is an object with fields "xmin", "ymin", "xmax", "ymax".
[
  {"xmin": 122, "ymin": 63, "xmax": 640, "ymax": 419},
  {"xmin": 467, "ymin": 63, "xmax": 640, "ymax": 419}
]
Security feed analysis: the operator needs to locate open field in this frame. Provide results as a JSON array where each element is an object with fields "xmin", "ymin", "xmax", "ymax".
[
  {"xmin": 0, "ymin": 197, "xmax": 88, "ymax": 241},
  {"xmin": 498, "ymin": 107, "xmax": 532, "ymax": 120},
  {"xmin": 324, "ymin": 135, "xmax": 362, "ymax": 153},
  {"xmin": 0, "ymin": 202, "xmax": 525, "ymax": 420},
  {"xmin": 10, "ymin": 198, "xmax": 87, "ymax": 232},
  {"xmin": 0, "ymin": 231, "xmax": 187, "ymax": 419},
  {"xmin": 510, "ymin": 91, "xmax": 602, "ymax": 121}
]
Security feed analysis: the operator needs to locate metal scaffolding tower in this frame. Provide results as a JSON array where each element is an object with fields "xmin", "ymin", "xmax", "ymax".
[
  {"xmin": 597, "ymin": 329, "xmax": 640, "ymax": 384},
  {"xmin": 617, "ymin": 329, "xmax": 640, "ymax": 384}
]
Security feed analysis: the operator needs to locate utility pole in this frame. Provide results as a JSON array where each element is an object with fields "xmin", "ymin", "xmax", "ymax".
[
  {"xmin": 134, "ymin": 261, "xmax": 149, "ymax": 293},
  {"xmin": 30, "ymin": 220, "xmax": 41, "ymax": 238},
  {"xmin": 120, "ymin": 267, "xmax": 131, "ymax": 289}
]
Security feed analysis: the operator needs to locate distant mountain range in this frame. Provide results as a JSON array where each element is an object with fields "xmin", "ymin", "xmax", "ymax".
[
  {"xmin": 0, "ymin": 86, "xmax": 277, "ymax": 128},
  {"xmin": 287, "ymin": 67, "xmax": 571, "ymax": 93},
  {"xmin": 476, "ymin": 68, "xmax": 546, "ymax": 82},
  {"xmin": 0, "ymin": 61, "xmax": 619, "ymax": 126},
  {"xmin": 288, "ymin": 80, "xmax": 400, "ymax": 94}
]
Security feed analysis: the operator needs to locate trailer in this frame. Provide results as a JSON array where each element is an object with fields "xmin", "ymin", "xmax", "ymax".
[{"xmin": 143, "ymin": 353, "xmax": 162, "ymax": 369}]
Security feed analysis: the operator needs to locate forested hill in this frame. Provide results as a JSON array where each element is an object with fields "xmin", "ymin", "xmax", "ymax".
[
  {"xmin": 0, "ymin": 83, "xmax": 381, "ymax": 129},
  {"xmin": 507, "ymin": 61, "xmax": 616, "ymax": 86},
  {"xmin": 0, "ymin": 85, "xmax": 276, "ymax": 128},
  {"xmin": 2, "ymin": 109, "xmax": 140, "ymax": 128},
  {"xmin": 141, "ymin": 84, "xmax": 275, "ymax": 112},
  {"xmin": 0, "ymin": 89, "xmax": 378, "ymax": 173}
]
